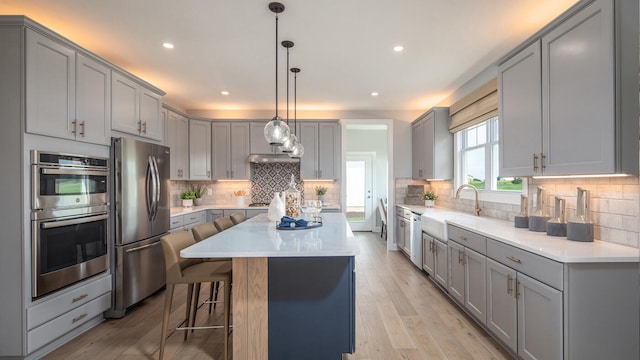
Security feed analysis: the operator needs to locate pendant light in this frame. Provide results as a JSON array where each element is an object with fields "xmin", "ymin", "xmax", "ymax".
[
  {"xmin": 264, "ymin": 2, "xmax": 291, "ymax": 146},
  {"xmin": 290, "ymin": 67, "xmax": 304, "ymax": 158},
  {"xmin": 279, "ymin": 40, "xmax": 296, "ymax": 153}
]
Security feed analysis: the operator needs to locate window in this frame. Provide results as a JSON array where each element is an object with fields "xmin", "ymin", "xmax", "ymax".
[{"xmin": 457, "ymin": 116, "xmax": 523, "ymax": 192}]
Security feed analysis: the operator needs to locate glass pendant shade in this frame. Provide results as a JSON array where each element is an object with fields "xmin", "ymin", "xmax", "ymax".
[
  {"xmin": 264, "ymin": 117, "xmax": 290, "ymax": 146},
  {"xmin": 290, "ymin": 141, "xmax": 304, "ymax": 158},
  {"xmin": 279, "ymin": 133, "xmax": 298, "ymax": 153}
]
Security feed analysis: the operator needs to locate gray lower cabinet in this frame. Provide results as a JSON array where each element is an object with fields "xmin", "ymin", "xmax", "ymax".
[
  {"xmin": 486, "ymin": 258, "xmax": 562, "ymax": 360},
  {"xmin": 447, "ymin": 225, "xmax": 487, "ymax": 323},
  {"xmin": 422, "ymin": 233, "xmax": 447, "ymax": 289},
  {"xmin": 170, "ymin": 211, "xmax": 206, "ymax": 233}
]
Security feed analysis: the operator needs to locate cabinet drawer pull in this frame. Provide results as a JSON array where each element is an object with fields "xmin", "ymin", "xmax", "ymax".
[
  {"xmin": 79, "ymin": 121, "xmax": 85, "ymax": 136},
  {"xmin": 72, "ymin": 313, "xmax": 88, "ymax": 324},
  {"xmin": 506, "ymin": 256, "xmax": 522, "ymax": 264},
  {"xmin": 457, "ymin": 249, "xmax": 464, "ymax": 264},
  {"xmin": 72, "ymin": 294, "xmax": 88, "ymax": 303},
  {"xmin": 541, "ymin": 153, "xmax": 546, "ymax": 170},
  {"xmin": 137, "ymin": 120, "xmax": 143, "ymax": 133},
  {"xmin": 533, "ymin": 153, "xmax": 539, "ymax": 173},
  {"xmin": 516, "ymin": 279, "xmax": 521, "ymax": 299},
  {"xmin": 458, "ymin": 235, "xmax": 467, "ymax": 241},
  {"xmin": 507, "ymin": 274, "xmax": 513, "ymax": 295},
  {"xmin": 72, "ymin": 120, "xmax": 78, "ymax": 135}
]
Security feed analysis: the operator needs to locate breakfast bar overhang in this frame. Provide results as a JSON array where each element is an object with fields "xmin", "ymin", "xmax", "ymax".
[{"xmin": 180, "ymin": 213, "xmax": 359, "ymax": 360}]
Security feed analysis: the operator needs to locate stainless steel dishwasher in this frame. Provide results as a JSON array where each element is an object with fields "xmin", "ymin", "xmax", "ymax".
[{"xmin": 396, "ymin": 207, "xmax": 422, "ymax": 268}]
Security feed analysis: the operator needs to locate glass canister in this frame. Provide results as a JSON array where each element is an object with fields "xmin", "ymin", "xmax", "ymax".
[{"xmin": 284, "ymin": 174, "xmax": 301, "ymax": 218}]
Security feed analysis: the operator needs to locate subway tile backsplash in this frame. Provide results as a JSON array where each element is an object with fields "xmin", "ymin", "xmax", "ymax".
[{"xmin": 398, "ymin": 175, "xmax": 640, "ymax": 248}]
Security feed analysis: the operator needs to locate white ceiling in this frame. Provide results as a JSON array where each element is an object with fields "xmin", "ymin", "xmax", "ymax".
[{"xmin": 1, "ymin": 0, "xmax": 578, "ymax": 113}]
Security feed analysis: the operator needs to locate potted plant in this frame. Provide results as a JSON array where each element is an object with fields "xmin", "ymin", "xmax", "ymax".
[
  {"xmin": 422, "ymin": 191, "xmax": 438, "ymax": 207},
  {"xmin": 180, "ymin": 190, "xmax": 196, "ymax": 207},
  {"xmin": 315, "ymin": 185, "xmax": 328, "ymax": 202},
  {"xmin": 191, "ymin": 184, "xmax": 207, "ymax": 206}
]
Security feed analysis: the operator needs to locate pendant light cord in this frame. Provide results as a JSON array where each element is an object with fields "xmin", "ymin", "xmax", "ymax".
[
  {"xmin": 293, "ymin": 70, "xmax": 297, "ymax": 135},
  {"xmin": 286, "ymin": 45, "xmax": 290, "ymax": 126},
  {"xmin": 275, "ymin": 13, "xmax": 279, "ymax": 119}
]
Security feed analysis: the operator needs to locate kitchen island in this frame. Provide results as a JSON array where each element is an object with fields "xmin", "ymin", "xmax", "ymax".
[{"xmin": 180, "ymin": 213, "xmax": 359, "ymax": 360}]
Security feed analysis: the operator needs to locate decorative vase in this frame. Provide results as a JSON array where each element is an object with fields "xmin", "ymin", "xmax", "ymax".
[
  {"xmin": 425, "ymin": 200, "xmax": 435, "ymax": 207},
  {"xmin": 318, "ymin": 194, "xmax": 325, "ymax": 202},
  {"xmin": 194, "ymin": 198, "xmax": 203, "ymax": 206},
  {"xmin": 182, "ymin": 199, "xmax": 193, "ymax": 207},
  {"xmin": 235, "ymin": 196, "xmax": 245, "ymax": 207}
]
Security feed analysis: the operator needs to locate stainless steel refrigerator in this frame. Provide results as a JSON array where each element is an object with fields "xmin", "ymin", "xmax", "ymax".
[{"xmin": 106, "ymin": 137, "xmax": 170, "ymax": 318}]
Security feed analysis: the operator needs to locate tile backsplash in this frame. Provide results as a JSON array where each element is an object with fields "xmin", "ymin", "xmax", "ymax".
[
  {"xmin": 250, "ymin": 163, "xmax": 303, "ymax": 203},
  {"xmin": 397, "ymin": 176, "xmax": 640, "ymax": 248}
]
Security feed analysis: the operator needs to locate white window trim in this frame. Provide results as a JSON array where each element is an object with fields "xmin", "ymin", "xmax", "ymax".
[{"xmin": 453, "ymin": 131, "xmax": 526, "ymax": 206}]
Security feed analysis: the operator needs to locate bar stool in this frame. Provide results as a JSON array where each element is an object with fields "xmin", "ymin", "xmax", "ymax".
[
  {"xmin": 214, "ymin": 216, "xmax": 235, "ymax": 232},
  {"xmin": 230, "ymin": 212, "xmax": 247, "ymax": 225},
  {"xmin": 191, "ymin": 223, "xmax": 230, "ymax": 313},
  {"xmin": 159, "ymin": 231, "xmax": 231, "ymax": 360}
]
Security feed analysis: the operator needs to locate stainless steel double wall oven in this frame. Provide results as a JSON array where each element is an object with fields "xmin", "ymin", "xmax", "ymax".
[{"xmin": 31, "ymin": 151, "xmax": 110, "ymax": 298}]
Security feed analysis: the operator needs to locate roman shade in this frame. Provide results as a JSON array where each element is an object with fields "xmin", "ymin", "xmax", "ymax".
[{"xmin": 449, "ymin": 78, "xmax": 498, "ymax": 133}]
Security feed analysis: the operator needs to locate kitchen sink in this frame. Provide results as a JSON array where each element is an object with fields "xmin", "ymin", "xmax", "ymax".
[{"xmin": 420, "ymin": 210, "xmax": 476, "ymax": 242}]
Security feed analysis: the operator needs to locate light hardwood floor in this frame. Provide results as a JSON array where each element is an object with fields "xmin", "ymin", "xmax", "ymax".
[{"xmin": 44, "ymin": 232, "xmax": 512, "ymax": 360}]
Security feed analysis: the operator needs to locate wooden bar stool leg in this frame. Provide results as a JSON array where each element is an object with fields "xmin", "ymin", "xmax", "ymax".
[
  {"xmin": 185, "ymin": 283, "xmax": 194, "ymax": 341},
  {"xmin": 159, "ymin": 284, "xmax": 175, "ymax": 360}
]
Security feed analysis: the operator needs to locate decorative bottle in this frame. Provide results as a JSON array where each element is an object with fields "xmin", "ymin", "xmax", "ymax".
[{"xmin": 284, "ymin": 174, "xmax": 301, "ymax": 218}]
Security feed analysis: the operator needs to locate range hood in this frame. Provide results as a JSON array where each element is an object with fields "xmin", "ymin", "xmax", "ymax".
[{"xmin": 248, "ymin": 154, "xmax": 300, "ymax": 164}]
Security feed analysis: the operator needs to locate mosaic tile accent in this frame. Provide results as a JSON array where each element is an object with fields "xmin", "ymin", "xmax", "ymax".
[{"xmin": 250, "ymin": 163, "xmax": 304, "ymax": 203}]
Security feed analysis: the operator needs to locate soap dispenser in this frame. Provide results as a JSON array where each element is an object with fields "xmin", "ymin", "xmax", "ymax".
[{"xmin": 567, "ymin": 187, "xmax": 594, "ymax": 242}]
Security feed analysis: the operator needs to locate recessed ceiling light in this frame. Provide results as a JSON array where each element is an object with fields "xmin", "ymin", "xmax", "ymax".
[
  {"xmin": 371, "ymin": 92, "xmax": 379, "ymax": 97},
  {"xmin": 162, "ymin": 42, "xmax": 174, "ymax": 49},
  {"xmin": 393, "ymin": 45, "xmax": 404, "ymax": 52},
  {"xmin": 221, "ymin": 91, "xmax": 230, "ymax": 96}
]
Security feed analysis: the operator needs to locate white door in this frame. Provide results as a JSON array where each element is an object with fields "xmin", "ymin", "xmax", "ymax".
[{"xmin": 346, "ymin": 153, "xmax": 374, "ymax": 231}]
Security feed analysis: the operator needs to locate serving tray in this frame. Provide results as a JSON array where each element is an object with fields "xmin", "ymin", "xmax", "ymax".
[{"xmin": 276, "ymin": 218, "xmax": 323, "ymax": 230}]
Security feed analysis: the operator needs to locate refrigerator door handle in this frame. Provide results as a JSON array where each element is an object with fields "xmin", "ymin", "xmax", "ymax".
[
  {"xmin": 151, "ymin": 155, "xmax": 160, "ymax": 220},
  {"xmin": 145, "ymin": 156, "xmax": 154, "ymax": 221}
]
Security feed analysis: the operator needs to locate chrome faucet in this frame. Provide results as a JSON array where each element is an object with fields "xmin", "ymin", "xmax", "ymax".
[{"xmin": 455, "ymin": 184, "xmax": 481, "ymax": 216}]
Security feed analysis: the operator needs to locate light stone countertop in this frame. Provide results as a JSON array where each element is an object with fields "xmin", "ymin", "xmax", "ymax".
[
  {"xmin": 180, "ymin": 213, "xmax": 359, "ymax": 258},
  {"xmin": 417, "ymin": 206, "xmax": 639, "ymax": 263},
  {"xmin": 170, "ymin": 204, "xmax": 342, "ymax": 216}
]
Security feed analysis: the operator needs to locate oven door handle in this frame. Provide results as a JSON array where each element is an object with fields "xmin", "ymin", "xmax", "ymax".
[
  {"xmin": 41, "ymin": 168, "xmax": 109, "ymax": 177},
  {"xmin": 41, "ymin": 213, "xmax": 109, "ymax": 229}
]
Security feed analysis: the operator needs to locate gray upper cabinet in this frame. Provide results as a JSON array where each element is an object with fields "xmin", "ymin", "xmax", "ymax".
[
  {"xmin": 76, "ymin": 54, "xmax": 111, "ymax": 145},
  {"xmin": 299, "ymin": 121, "xmax": 340, "ymax": 180},
  {"xmin": 112, "ymin": 71, "xmax": 163, "ymax": 141},
  {"xmin": 212, "ymin": 122, "xmax": 250, "ymax": 180},
  {"xmin": 498, "ymin": 0, "xmax": 638, "ymax": 176},
  {"xmin": 411, "ymin": 107, "xmax": 452, "ymax": 180},
  {"xmin": 25, "ymin": 30, "xmax": 111, "ymax": 145},
  {"xmin": 166, "ymin": 109, "xmax": 189, "ymax": 179},
  {"xmin": 498, "ymin": 41, "xmax": 541, "ymax": 177},
  {"xmin": 189, "ymin": 119, "xmax": 211, "ymax": 180},
  {"xmin": 249, "ymin": 121, "xmax": 279, "ymax": 154}
]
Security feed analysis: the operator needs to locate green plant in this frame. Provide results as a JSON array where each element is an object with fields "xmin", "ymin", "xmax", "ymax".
[
  {"xmin": 315, "ymin": 185, "xmax": 328, "ymax": 195},
  {"xmin": 422, "ymin": 191, "xmax": 438, "ymax": 201},
  {"xmin": 180, "ymin": 190, "xmax": 196, "ymax": 200},
  {"xmin": 190, "ymin": 183, "xmax": 207, "ymax": 198}
]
